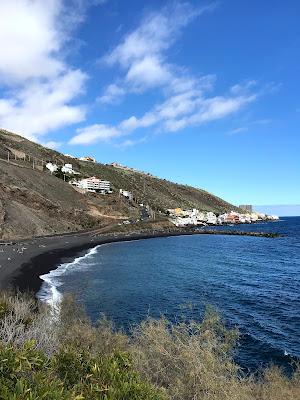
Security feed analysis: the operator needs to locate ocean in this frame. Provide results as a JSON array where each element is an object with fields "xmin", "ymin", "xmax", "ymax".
[{"xmin": 38, "ymin": 217, "xmax": 300, "ymax": 371}]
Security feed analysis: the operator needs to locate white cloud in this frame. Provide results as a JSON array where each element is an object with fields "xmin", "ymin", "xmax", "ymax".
[
  {"xmin": 116, "ymin": 137, "xmax": 147, "ymax": 149},
  {"xmin": 146, "ymin": 92, "xmax": 256, "ymax": 133},
  {"xmin": 189, "ymin": 94, "xmax": 256, "ymax": 125},
  {"xmin": 0, "ymin": 1, "xmax": 62, "ymax": 83},
  {"xmin": 230, "ymin": 80, "xmax": 257, "ymax": 95},
  {"xmin": 70, "ymin": 124, "xmax": 122, "ymax": 144},
  {"xmin": 69, "ymin": 2, "xmax": 264, "ymax": 146},
  {"xmin": 0, "ymin": 70, "xmax": 87, "ymax": 139},
  {"xmin": 70, "ymin": 83, "xmax": 257, "ymax": 145},
  {"xmin": 126, "ymin": 56, "xmax": 172, "ymax": 90},
  {"xmin": 42, "ymin": 140, "xmax": 63, "ymax": 149},
  {"xmin": 104, "ymin": 2, "xmax": 211, "ymax": 68},
  {"xmin": 97, "ymin": 83, "xmax": 125, "ymax": 105},
  {"xmin": 228, "ymin": 127, "xmax": 249, "ymax": 135},
  {"xmin": 228, "ymin": 117, "xmax": 272, "ymax": 135},
  {"xmin": 0, "ymin": 0, "xmax": 105, "ymax": 142},
  {"xmin": 119, "ymin": 113, "xmax": 158, "ymax": 131},
  {"xmin": 99, "ymin": 2, "xmax": 215, "ymax": 102}
]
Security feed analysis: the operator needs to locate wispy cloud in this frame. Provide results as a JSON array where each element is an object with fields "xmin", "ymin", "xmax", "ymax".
[
  {"xmin": 42, "ymin": 140, "xmax": 63, "ymax": 150},
  {"xmin": 116, "ymin": 137, "xmax": 148, "ymax": 150},
  {"xmin": 97, "ymin": 83, "xmax": 126, "ymax": 105},
  {"xmin": 71, "ymin": 1, "xmax": 262, "ymax": 146},
  {"xmin": 98, "ymin": 2, "xmax": 216, "ymax": 102},
  {"xmin": 228, "ymin": 127, "xmax": 249, "ymax": 135},
  {"xmin": 228, "ymin": 118, "xmax": 272, "ymax": 135},
  {"xmin": 71, "ymin": 82, "xmax": 257, "ymax": 145},
  {"xmin": 70, "ymin": 124, "xmax": 122, "ymax": 145}
]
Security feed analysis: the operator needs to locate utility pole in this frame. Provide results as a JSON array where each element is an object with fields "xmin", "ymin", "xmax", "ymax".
[{"xmin": 143, "ymin": 179, "xmax": 146, "ymax": 204}]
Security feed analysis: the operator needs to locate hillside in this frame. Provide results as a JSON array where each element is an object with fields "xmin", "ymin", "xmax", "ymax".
[{"xmin": 0, "ymin": 129, "xmax": 239, "ymax": 239}]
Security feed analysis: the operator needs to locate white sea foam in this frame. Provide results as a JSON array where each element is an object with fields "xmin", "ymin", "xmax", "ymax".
[{"xmin": 37, "ymin": 245, "xmax": 100, "ymax": 309}]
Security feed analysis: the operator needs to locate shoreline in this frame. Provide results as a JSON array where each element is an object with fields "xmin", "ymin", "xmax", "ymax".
[{"xmin": 0, "ymin": 227, "xmax": 281, "ymax": 296}]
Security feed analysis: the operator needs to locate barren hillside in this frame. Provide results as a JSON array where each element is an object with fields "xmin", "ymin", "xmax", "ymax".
[{"xmin": 0, "ymin": 129, "xmax": 239, "ymax": 239}]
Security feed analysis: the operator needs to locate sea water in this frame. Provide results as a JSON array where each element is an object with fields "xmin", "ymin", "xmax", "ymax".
[{"xmin": 37, "ymin": 217, "xmax": 300, "ymax": 371}]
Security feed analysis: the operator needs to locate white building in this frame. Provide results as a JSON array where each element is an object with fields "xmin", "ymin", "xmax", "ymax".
[
  {"xmin": 172, "ymin": 216, "xmax": 198, "ymax": 227},
  {"xmin": 61, "ymin": 163, "xmax": 74, "ymax": 174},
  {"xmin": 268, "ymin": 215, "xmax": 279, "ymax": 220},
  {"xmin": 64, "ymin": 154, "xmax": 76, "ymax": 159},
  {"xmin": 206, "ymin": 212, "xmax": 217, "ymax": 225},
  {"xmin": 72, "ymin": 177, "xmax": 111, "ymax": 193},
  {"xmin": 79, "ymin": 156, "xmax": 96, "ymax": 162},
  {"xmin": 46, "ymin": 162, "xmax": 58, "ymax": 174},
  {"xmin": 120, "ymin": 189, "xmax": 133, "ymax": 201},
  {"xmin": 61, "ymin": 163, "xmax": 80, "ymax": 175},
  {"xmin": 250, "ymin": 213, "xmax": 259, "ymax": 222},
  {"xmin": 256, "ymin": 212, "xmax": 266, "ymax": 220}
]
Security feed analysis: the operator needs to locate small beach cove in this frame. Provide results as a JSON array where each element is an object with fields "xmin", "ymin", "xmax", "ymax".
[
  {"xmin": 0, "ymin": 222, "xmax": 281, "ymax": 295},
  {"xmin": 0, "ymin": 218, "xmax": 299, "ymax": 373},
  {"xmin": 34, "ymin": 218, "xmax": 300, "ymax": 373}
]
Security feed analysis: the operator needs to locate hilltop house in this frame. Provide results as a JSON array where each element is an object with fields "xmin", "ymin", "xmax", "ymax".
[
  {"xmin": 45, "ymin": 162, "xmax": 58, "ymax": 174},
  {"xmin": 79, "ymin": 156, "xmax": 96, "ymax": 162},
  {"xmin": 71, "ymin": 177, "xmax": 111, "ymax": 193},
  {"xmin": 64, "ymin": 154, "xmax": 76, "ymax": 159},
  {"xmin": 120, "ymin": 189, "xmax": 133, "ymax": 201},
  {"xmin": 46, "ymin": 162, "xmax": 79, "ymax": 175},
  {"xmin": 61, "ymin": 163, "xmax": 79, "ymax": 175}
]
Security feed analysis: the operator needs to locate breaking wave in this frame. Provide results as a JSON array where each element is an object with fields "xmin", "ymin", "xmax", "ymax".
[{"xmin": 37, "ymin": 245, "xmax": 100, "ymax": 310}]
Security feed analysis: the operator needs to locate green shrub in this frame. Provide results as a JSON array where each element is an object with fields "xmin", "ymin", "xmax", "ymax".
[
  {"xmin": 0, "ymin": 341, "xmax": 165, "ymax": 399},
  {"xmin": 0, "ymin": 340, "xmax": 67, "ymax": 400},
  {"xmin": 0, "ymin": 292, "xmax": 299, "ymax": 400},
  {"xmin": 54, "ymin": 348, "xmax": 165, "ymax": 399}
]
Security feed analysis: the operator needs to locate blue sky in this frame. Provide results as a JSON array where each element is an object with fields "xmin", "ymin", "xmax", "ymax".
[{"xmin": 0, "ymin": 1, "xmax": 299, "ymax": 210}]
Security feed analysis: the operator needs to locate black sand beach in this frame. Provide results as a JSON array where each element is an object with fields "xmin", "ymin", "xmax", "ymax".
[{"xmin": 0, "ymin": 227, "xmax": 280, "ymax": 296}]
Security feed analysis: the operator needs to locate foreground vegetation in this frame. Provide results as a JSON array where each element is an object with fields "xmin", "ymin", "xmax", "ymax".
[{"xmin": 0, "ymin": 292, "xmax": 299, "ymax": 399}]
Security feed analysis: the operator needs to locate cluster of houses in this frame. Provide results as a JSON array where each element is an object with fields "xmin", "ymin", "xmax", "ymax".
[
  {"xmin": 45, "ymin": 162, "xmax": 81, "ymax": 175},
  {"xmin": 64, "ymin": 154, "xmax": 96, "ymax": 162},
  {"xmin": 45, "ymin": 161, "xmax": 280, "ymax": 227},
  {"xmin": 167, "ymin": 208, "xmax": 279, "ymax": 227},
  {"xmin": 120, "ymin": 189, "xmax": 133, "ymax": 201},
  {"xmin": 107, "ymin": 162, "xmax": 156, "ymax": 178},
  {"xmin": 46, "ymin": 162, "xmax": 137, "ymax": 199},
  {"xmin": 46, "ymin": 162, "xmax": 111, "ymax": 194}
]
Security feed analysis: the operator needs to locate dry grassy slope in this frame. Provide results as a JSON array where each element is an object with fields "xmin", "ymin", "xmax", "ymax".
[
  {"xmin": 0, "ymin": 129, "xmax": 239, "ymax": 239},
  {"xmin": 0, "ymin": 129, "xmax": 70, "ymax": 165},
  {"xmin": 0, "ymin": 160, "xmax": 142, "ymax": 240},
  {"xmin": 76, "ymin": 159, "xmax": 239, "ymax": 213},
  {"xmin": 0, "ymin": 160, "xmax": 94, "ymax": 239}
]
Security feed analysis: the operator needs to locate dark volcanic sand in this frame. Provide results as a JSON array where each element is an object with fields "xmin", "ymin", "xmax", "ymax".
[{"xmin": 0, "ymin": 228, "xmax": 279, "ymax": 295}]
